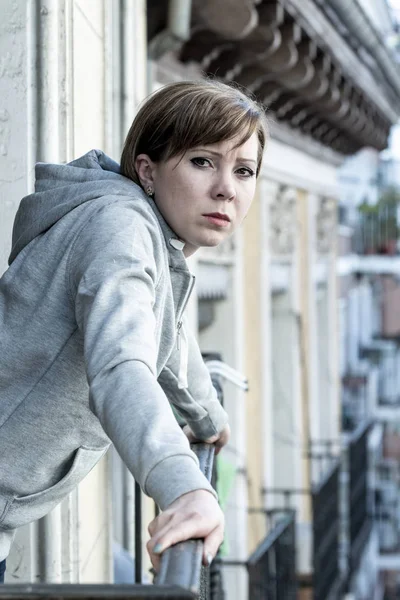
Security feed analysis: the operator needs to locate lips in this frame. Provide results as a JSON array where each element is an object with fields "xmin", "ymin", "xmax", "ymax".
[
  {"xmin": 203, "ymin": 213, "xmax": 231, "ymax": 228},
  {"xmin": 203, "ymin": 213, "xmax": 231, "ymax": 222}
]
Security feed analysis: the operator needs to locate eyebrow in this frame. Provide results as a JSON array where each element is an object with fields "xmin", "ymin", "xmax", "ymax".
[{"xmin": 191, "ymin": 148, "xmax": 257, "ymax": 165}]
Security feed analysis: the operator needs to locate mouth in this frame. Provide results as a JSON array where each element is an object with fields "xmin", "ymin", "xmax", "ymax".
[{"xmin": 203, "ymin": 213, "xmax": 231, "ymax": 228}]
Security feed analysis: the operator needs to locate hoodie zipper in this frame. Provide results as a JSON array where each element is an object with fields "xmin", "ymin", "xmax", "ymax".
[{"xmin": 176, "ymin": 274, "xmax": 195, "ymax": 389}]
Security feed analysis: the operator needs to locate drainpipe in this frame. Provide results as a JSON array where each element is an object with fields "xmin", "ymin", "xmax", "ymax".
[
  {"xmin": 148, "ymin": 0, "xmax": 192, "ymax": 60},
  {"xmin": 323, "ymin": 0, "xmax": 400, "ymax": 108}
]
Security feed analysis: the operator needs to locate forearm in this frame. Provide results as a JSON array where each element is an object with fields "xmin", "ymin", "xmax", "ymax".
[{"xmin": 89, "ymin": 359, "xmax": 216, "ymax": 509}]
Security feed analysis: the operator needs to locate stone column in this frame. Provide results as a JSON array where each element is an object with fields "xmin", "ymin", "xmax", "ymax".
[
  {"xmin": 268, "ymin": 184, "xmax": 304, "ymax": 510},
  {"xmin": 316, "ymin": 196, "xmax": 340, "ymax": 444}
]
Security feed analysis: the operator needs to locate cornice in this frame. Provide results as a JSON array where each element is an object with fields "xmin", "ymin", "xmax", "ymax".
[
  {"xmin": 149, "ymin": 1, "xmax": 396, "ymax": 155},
  {"xmin": 283, "ymin": 0, "xmax": 400, "ymax": 123},
  {"xmin": 269, "ymin": 119, "xmax": 344, "ymax": 167}
]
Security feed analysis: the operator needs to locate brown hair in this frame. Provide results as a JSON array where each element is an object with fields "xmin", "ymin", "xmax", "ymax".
[{"xmin": 120, "ymin": 80, "xmax": 268, "ymax": 186}]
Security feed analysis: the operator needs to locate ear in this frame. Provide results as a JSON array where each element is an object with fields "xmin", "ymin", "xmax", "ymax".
[{"xmin": 134, "ymin": 154, "xmax": 156, "ymax": 190}]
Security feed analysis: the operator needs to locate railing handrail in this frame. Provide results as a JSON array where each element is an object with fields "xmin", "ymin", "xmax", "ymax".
[
  {"xmin": 155, "ymin": 443, "xmax": 215, "ymax": 595},
  {"xmin": 247, "ymin": 509, "xmax": 297, "ymax": 600},
  {"xmin": 0, "ymin": 584, "xmax": 196, "ymax": 598}
]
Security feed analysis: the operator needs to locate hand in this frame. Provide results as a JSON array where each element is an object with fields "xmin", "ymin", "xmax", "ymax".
[
  {"xmin": 182, "ymin": 423, "xmax": 230, "ymax": 455},
  {"xmin": 147, "ymin": 489, "xmax": 224, "ymax": 572}
]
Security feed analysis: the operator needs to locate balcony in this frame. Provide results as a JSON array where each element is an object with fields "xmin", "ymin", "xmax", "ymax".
[
  {"xmin": 375, "ymin": 459, "xmax": 400, "ymax": 554},
  {"xmin": 312, "ymin": 461, "xmax": 342, "ymax": 600},
  {"xmin": 247, "ymin": 509, "xmax": 297, "ymax": 600},
  {"xmin": 352, "ymin": 192, "xmax": 400, "ymax": 257},
  {"xmin": 261, "ymin": 455, "xmax": 343, "ymax": 599},
  {"xmin": 361, "ymin": 339, "xmax": 400, "ymax": 421},
  {"xmin": 375, "ymin": 430, "xmax": 400, "ymax": 570},
  {"xmin": 346, "ymin": 189, "xmax": 400, "ymax": 275},
  {"xmin": 341, "ymin": 373, "xmax": 368, "ymax": 432}
]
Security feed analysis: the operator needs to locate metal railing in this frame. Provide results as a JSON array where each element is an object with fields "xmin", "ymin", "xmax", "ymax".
[
  {"xmin": 247, "ymin": 509, "xmax": 297, "ymax": 600},
  {"xmin": 341, "ymin": 374, "xmax": 368, "ymax": 432},
  {"xmin": 312, "ymin": 462, "xmax": 342, "ymax": 600},
  {"xmin": 347, "ymin": 422, "xmax": 373, "ymax": 580},
  {"xmin": 262, "ymin": 449, "xmax": 343, "ymax": 600},
  {"xmin": 155, "ymin": 444, "xmax": 215, "ymax": 597},
  {"xmin": 0, "ymin": 585, "xmax": 197, "ymax": 599},
  {"xmin": 352, "ymin": 201, "xmax": 399, "ymax": 256}
]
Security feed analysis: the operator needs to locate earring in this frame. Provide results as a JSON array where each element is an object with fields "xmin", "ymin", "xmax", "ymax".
[{"xmin": 146, "ymin": 186, "xmax": 154, "ymax": 197}]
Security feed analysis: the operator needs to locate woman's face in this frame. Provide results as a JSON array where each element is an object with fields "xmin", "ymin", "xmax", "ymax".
[{"xmin": 137, "ymin": 133, "xmax": 259, "ymax": 257}]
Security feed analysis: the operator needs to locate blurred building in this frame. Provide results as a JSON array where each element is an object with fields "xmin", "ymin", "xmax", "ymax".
[{"xmin": 1, "ymin": 1, "xmax": 400, "ymax": 599}]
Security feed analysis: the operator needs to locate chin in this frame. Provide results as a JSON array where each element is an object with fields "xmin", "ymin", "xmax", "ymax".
[
  {"xmin": 201, "ymin": 235, "xmax": 225, "ymax": 248},
  {"xmin": 187, "ymin": 228, "xmax": 231, "ymax": 250}
]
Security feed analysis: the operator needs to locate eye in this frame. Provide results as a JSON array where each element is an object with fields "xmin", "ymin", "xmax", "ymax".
[
  {"xmin": 190, "ymin": 157, "xmax": 213, "ymax": 168},
  {"xmin": 236, "ymin": 167, "xmax": 255, "ymax": 178}
]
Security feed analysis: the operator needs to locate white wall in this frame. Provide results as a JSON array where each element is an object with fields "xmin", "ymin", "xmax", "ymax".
[{"xmin": 0, "ymin": 0, "xmax": 34, "ymax": 274}]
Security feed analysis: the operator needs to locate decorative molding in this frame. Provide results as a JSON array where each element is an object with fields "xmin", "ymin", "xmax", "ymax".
[
  {"xmin": 283, "ymin": 0, "xmax": 400, "ymax": 122},
  {"xmin": 192, "ymin": 0, "xmax": 258, "ymax": 40},
  {"xmin": 268, "ymin": 119, "xmax": 344, "ymax": 167},
  {"xmin": 269, "ymin": 185, "xmax": 298, "ymax": 256},
  {"xmin": 316, "ymin": 197, "xmax": 337, "ymax": 254},
  {"xmin": 173, "ymin": 0, "xmax": 395, "ymax": 153}
]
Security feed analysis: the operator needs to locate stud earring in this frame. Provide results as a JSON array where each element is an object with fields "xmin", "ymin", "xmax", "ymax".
[{"xmin": 146, "ymin": 187, "xmax": 154, "ymax": 197}]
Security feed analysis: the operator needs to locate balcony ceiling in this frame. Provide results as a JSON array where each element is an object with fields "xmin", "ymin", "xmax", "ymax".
[{"xmin": 147, "ymin": 0, "xmax": 397, "ymax": 155}]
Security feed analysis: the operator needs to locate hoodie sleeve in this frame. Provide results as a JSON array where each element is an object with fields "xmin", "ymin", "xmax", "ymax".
[
  {"xmin": 158, "ymin": 317, "xmax": 229, "ymax": 438},
  {"xmin": 68, "ymin": 201, "xmax": 216, "ymax": 509}
]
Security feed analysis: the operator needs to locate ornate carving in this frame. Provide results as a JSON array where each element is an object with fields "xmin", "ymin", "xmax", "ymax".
[
  {"xmin": 269, "ymin": 185, "xmax": 297, "ymax": 256},
  {"xmin": 316, "ymin": 197, "xmax": 337, "ymax": 254},
  {"xmin": 192, "ymin": 0, "xmax": 258, "ymax": 40}
]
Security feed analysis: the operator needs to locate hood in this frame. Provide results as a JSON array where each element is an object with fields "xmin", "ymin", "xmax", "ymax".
[{"xmin": 9, "ymin": 150, "xmax": 140, "ymax": 265}]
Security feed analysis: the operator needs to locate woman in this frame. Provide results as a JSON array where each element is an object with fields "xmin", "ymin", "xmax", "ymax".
[{"xmin": 0, "ymin": 79, "xmax": 268, "ymax": 582}]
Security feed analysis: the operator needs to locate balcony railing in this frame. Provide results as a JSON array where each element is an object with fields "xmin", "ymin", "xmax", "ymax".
[
  {"xmin": 247, "ymin": 509, "xmax": 297, "ymax": 600},
  {"xmin": 352, "ymin": 200, "xmax": 399, "ymax": 256},
  {"xmin": 262, "ymin": 450, "xmax": 343, "ymax": 600},
  {"xmin": 347, "ymin": 422, "xmax": 373, "ymax": 580},
  {"xmin": 0, "ymin": 585, "xmax": 197, "ymax": 599},
  {"xmin": 341, "ymin": 373, "xmax": 368, "ymax": 432},
  {"xmin": 312, "ymin": 461, "xmax": 342, "ymax": 600}
]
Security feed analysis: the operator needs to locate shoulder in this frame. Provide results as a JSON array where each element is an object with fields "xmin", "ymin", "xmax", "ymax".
[
  {"xmin": 68, "ymin": 194, "xmax": 168, "ymax": 286},
  {"xmin": 75, "ymin": 193, "xmax": 166, "ymax": 256}
]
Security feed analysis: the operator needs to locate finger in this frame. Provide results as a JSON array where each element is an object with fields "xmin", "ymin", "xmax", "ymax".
[
  {"xmin": 203, "ymin": 523, "xmax": 224, "ymax": 566},
  {"xmin": 147, "ymin": 535, "xmax": 165, "ymax": 574},
  {"xmin": 148, "ymin": 512, "xmax": 183, "ymax": 554},
  {"xmin": 148, "ymin": 511, "xmax": 173, "ymax": 537},
  {"xmin": 149, "ymin": 512, "xmax": 214, "ymax": 555},
  {"xmin": 148, "ymin": 547, "xmax": 161, "ymax": 574}
]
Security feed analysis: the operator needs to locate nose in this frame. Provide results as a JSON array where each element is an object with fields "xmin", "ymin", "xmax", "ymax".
[{"xmin": 211, "ymin": 171, "xmax": 236, "ymax": 202}]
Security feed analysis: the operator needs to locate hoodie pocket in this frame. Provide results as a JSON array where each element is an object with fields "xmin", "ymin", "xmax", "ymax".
[{"xmin": 0, "ymin": 446, "xmax": 107, "ymax": 531}]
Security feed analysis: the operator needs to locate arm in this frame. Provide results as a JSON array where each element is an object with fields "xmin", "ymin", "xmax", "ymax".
[
  {"xmin": 68, "ymin": 200, "xmax": 215, "ymax": 509},
  {"xmin": 158, "ymin": 315, "xmax": 229, "ymax": 440}
]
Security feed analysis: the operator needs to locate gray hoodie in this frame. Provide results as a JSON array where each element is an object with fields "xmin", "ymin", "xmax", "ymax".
[{"xmin": 0, "ymin": 150, "xmax": 228, "ymax": 561}]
